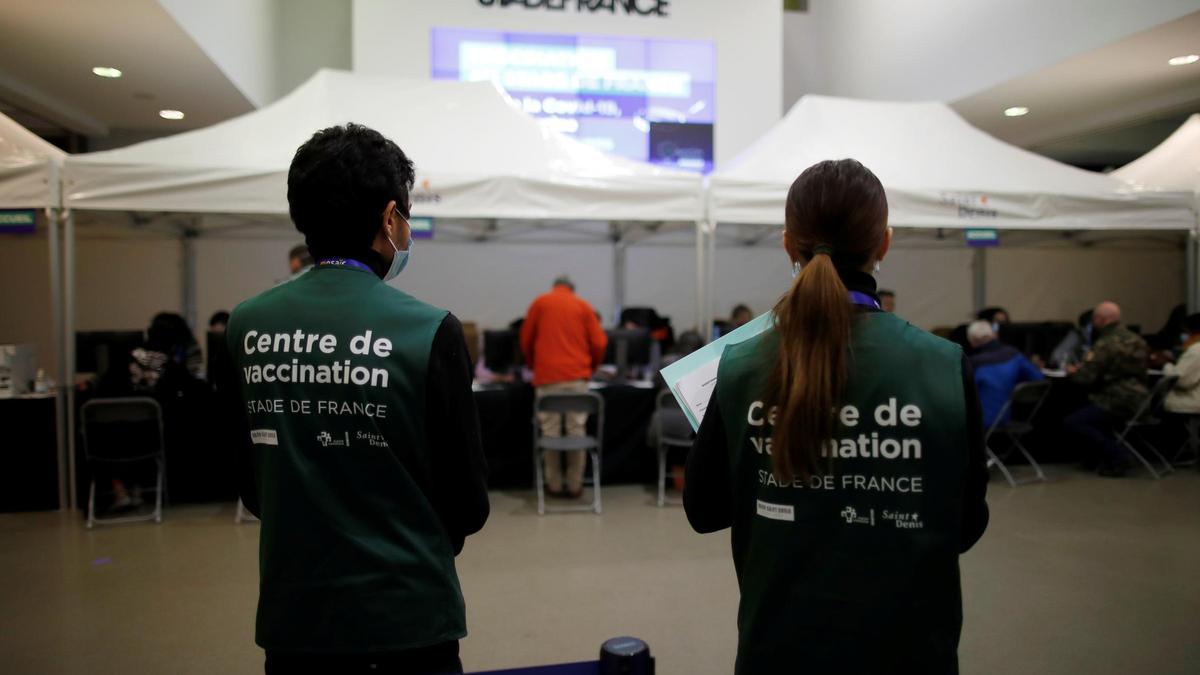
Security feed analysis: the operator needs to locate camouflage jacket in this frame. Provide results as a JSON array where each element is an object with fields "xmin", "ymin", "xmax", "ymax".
[{"xmin": 1071, "ymin": 323, "xmax": 1149, "ymax": 419}]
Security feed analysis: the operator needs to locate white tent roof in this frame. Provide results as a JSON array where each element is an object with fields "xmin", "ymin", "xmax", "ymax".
[
  {"xmin": 0, "ymin": 111, "xmax": 65, "ymax": 209},
  {"xmin": 63, "ymin": 69, "xmax": 702, "ymax": 223},
  {"xmin": 709, "ymin": 95, "xmax": 1194, "ymax": 231},
  {"xmin": 1112, "ymin": 113, "xmax": 1200, "ymax": 196}
]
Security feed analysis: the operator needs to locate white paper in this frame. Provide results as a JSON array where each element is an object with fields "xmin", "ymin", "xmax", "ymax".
[
  {"xmin": 674, "ymin": 358, "xmax": 720, "ymax": 425},
  {"xmin": 659, "ymin": 312, "xmax": 774, "ymax": 430}
]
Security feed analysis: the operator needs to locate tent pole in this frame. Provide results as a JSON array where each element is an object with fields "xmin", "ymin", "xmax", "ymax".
[
  {"xmin": 181, "ymin": 223, "xmax": 199, "ymax": 329},
  {"xmin": 613, "ymin": 228, "xmax": 627, "ymax": 326},
  {"xmin": 47, "ymin": 207, "xmax": 67, "ymax": 511},
  {"xmin": 972, "ymin": 247, "xmax": 987, "ymax": 315},
  {"xmin": 1188, "ymin": 230, "xmax": 1198, "ymax": 313},
  {"xmin": 695, "ymin": 220, "xmax": 705, "ymax": 337},
  {"xmin": 64, "ymin": 209, "xmax": 77, "ymax": 512},
  {"xmin": 704, "ymin": 219, "xmax": 716, "ymax": 342}
]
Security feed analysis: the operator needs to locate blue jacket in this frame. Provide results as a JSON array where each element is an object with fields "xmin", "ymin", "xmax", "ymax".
[{"xmin": 969, "ymin": 340, "xmax": 1045, "ymax": 430}]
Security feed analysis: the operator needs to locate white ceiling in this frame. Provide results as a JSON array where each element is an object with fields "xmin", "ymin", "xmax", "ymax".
[
  {"xmin": 953, "ymin": 11, "xmax": 1200, "ymax": 166},
  {"xmin": 0, "ymin": 0, "xmax": 253, "ymax": 139}
]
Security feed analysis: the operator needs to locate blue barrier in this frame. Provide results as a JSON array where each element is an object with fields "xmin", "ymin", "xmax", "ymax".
[{"xmin": 472, "ymin": 661, "xmax": 598, "ymax": 675}]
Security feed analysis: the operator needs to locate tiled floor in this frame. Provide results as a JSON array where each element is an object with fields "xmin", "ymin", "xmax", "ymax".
[{"xmin": 1, "ymin": 468, "xmax": 1198, "ymax": 674}]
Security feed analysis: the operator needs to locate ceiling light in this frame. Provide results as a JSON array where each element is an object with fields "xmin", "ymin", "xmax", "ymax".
[
  {"xmin": 1168, "ymin": 54, "xmax": 1199, "ymax": 66},
  {"xmin": 92, "ymin": 66, "xmax": 122, "ymax": 79},
  {"xmin": 158, "ymin": 109, "xmax": 185, "ymax": 120},
  {"xmin": 1003, "ymin": 106, "xmax": 1029, "ymax": 117}
]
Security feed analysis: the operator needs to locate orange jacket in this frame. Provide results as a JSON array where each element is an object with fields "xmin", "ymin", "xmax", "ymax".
[{"xmin": 520, "ymin": 285, "xmax": 608, "ymax": 387}]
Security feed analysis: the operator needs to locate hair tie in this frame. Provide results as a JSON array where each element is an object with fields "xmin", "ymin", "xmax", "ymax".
[{"xmin": 812, "ymin": 244, "xmax": 834, "ymax": 257}]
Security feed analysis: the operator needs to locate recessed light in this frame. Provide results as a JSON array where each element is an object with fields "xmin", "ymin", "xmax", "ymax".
[
  {"xmin": 1004, "ymin": 106, "xmax": 1029, "ymax": 117},
  {"xmin": 158, "ymin": 109, "xmax": 185, "ymax": 120},
  {"xmin": 1168, "ymin": 54, "xmax": 1199, "ymax": 66},
  {"xmin": 92, "ymin": 66, "xmax": 122, "ymax": 79}
]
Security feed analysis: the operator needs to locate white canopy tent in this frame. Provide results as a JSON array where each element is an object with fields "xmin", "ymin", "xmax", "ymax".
[
  {"xmin": 1112, "ymin": 113, "xmax": 1200, "ymax": 196},
  {"xmin": 64, "ymin": 69, "xmax": 702, "ymax": 222},
  {"xmin": 63, "ymin": 68, "xmax": 705, "ymax": 329},
  {"xmin": 59, "ymin": 70, "xmax": 704, "ymax": 508},
  {"xmin": 702, "ymin": 95, "xmax": 1198, "ymax": 333},
  {"xmin": 1112, "ymin": 113, "xmax": 1200, "ymax": 309},
  {"xmin": 0, "ymin": 111, "xmax": 67, "ymax": 510},
  {"xmin": 0, "ymin": 112, "xmax": 63, "ymax": 210}
]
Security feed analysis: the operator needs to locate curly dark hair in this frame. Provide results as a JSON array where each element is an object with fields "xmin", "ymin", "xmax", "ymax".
[{"xmin": 287, "ymin": 123, "xmax": 415, "ymax": 260}]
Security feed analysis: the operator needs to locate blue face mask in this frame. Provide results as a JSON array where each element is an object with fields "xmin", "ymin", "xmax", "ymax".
[{"xmin": 384, "ymin": 207, "xmax": 413, "ymax": 281}]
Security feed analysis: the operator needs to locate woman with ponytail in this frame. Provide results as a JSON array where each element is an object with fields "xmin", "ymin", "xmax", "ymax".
[{"xmin": 684, "ymin": 159, "xmax": 990, "ymax": 674}]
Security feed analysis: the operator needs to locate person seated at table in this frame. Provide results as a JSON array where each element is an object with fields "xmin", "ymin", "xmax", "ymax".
[
  {"xmin": 208, "ymin": 310, "xmax": 230, "ymax": 334},
  {"xmin": 130, "ymin": 312, "xmax": 203, "ymax": 393},
  {"xmin": 878, "ymin": 289, "xmax": 896, "ymax": 313},
  {"xmin": 1148, "ymin": 303, "xmax": 1186, "ymax": 353},
  {"xmin": 287, "ymin": 243, "xmax": 313, "ymax": 278},
  {"xmin": 1164, "ymin": 313, "xmax": 1200, "ymax": 415},
  {"xmin": 1064, "ymin": 301, "xmax": 1150, "ymax": 477},
  {"xmin": 1050, "ymin": 309, "xmax": 1093, "ymax": 368},
  {"xmin": 967, "ymin": 321, "xmax": 1044, "ymax": 429},
  {"xmin": 977, "ymin": 307, "xmax": 1011, "ymax": 341},
  {"xmin": 521, "ymin": 275, "xmax": 609, "ymax": 499},
  {"xmin": 729, "ymin": 304, "xmax": 754, "ymax": 329}
]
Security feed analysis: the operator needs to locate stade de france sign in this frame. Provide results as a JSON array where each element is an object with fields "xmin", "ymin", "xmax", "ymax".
[{"xmin": 477, "ymin": 0, "xmax": 671, "ymax": 18}]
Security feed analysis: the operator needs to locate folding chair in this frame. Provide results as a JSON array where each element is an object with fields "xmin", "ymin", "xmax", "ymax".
[
  {"xmin": 1115, "ymin": 376, "xmax": 1178, "ymax": 479},
  {"xmin": 654, "ymin": 389, "xmax": 694, "ymax": 507},
  {"xmin": 533, "ymin": 391, "xmax": 604, "ymax": 515},
  {"xmin": 985, "ymin": 380, "xmax": 1051, "ymax": 487},
  {"xmin": 81, "ymin": 397, "xmax": 165, "ymax": 528},
  {"xmin": 1172, "ymin": 415, "xmax": 1199, "ymax": 468}
]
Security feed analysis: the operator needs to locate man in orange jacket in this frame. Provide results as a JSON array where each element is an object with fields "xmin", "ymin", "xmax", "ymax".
[{"xmin": 520, "ymin": 276, "xmax": 608, "ymax": 499}]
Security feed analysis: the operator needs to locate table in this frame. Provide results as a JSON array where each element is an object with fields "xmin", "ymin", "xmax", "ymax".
[
  {"xmin": 1028, "ymin": 369, "xmax": 1166, "ymax": 464},
  {"xmin": 1, "ymin": 394, "xmax": 59, "ymax": 512},
  {"xmin": 473, "ymin": 382, "xmax": 659, "ymax": 490}
]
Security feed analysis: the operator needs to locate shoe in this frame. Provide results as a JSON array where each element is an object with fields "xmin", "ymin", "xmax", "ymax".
[
  {"xmin": 565, "ymin": 488, "xmax": 584, "ymax": 500},
  {"xmin": 545, "ymin": 487, "xmax": 567, "ymax": 500}
]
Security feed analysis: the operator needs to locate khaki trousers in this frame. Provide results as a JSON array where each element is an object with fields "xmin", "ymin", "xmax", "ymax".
[{"xmin": 536, "ymin": 380, "xmax": 590, "ymax": 492}]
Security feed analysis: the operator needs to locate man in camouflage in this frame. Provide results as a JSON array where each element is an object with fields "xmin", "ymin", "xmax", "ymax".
[{"xmin": 1064, "ymin": 301, "xmax": 1149, "ymax": 477}]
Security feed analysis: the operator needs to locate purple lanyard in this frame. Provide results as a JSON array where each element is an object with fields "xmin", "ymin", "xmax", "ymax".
[
  {"xmin": 318, "ymin": 258, "xmax": 373, "ymax": 274},
  {"xmin": 849, "ymin": 291, "xmax": 881, "ymax": 310}
]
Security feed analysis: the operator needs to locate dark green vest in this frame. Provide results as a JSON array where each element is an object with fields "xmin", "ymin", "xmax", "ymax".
[
  {"xmin": 715, "ymin": 312, "xmax": 968, "ymax": 674},
  {"xmin": 228, "ymin": 264, "xmax": 463, "ymax": 653}
]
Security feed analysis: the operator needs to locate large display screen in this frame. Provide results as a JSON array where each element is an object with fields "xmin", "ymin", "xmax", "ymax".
[{"xmin": 431, "ymin": 28, "xmax": 716, "ymax": 172}]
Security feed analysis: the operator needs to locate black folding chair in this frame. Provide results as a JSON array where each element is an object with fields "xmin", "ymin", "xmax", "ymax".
[
  {"xmin": 81, "ymin": 397, "xmax": 165, "ymax": 528},
  {"xmin": 533, "ymin": 392, "xmax": 604, "ymax": 515},
  {"xmin": 986, "ymin": 380, "xmax": 1051, "ymax": 487},
  {"xmin": 1115, "ymin": 376, "xmax": 1178, "ymax": 479},
  {"xmin": 653, "ymin": 389, "xmax": 694, "ymax": 507},
  {"xmin": 1172, "ymin": 415, "xmax": 1199, "ymax": 468}
]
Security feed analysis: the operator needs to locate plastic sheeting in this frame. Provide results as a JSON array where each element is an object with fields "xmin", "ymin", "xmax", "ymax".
[
  {"xmin": 709, "ymin": 96, "xmax": 1194, "ymax": 231},
  {"xmin": 63, "ymin": 70, "xmax": 703, "ymax": 224},
  {"xmin": 0, "ymin": 111, "xmax": 63, "ymax": 209}
]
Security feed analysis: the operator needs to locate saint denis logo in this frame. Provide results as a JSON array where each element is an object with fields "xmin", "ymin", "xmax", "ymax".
[
  {"xmin": 840, "ymin": 506, "xmax": 875, "ymax": 526},
  {"xmin": 316, "ymin": 431, "xmax": 350, "ymax": 448}
]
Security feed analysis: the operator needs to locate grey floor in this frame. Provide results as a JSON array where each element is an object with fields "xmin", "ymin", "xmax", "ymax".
[{"xmin": 1, "ymin": 468, "xmax": 1198, "ymax": 674}]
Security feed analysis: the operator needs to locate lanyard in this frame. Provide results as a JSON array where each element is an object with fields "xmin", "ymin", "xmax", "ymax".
[
  {"xmin": 849, "ymin": 291, "xmax": 881, "ymax": 310},
  {"xmin": 317, "ymin": 258, "xmax": 373, "ymax": 274}
]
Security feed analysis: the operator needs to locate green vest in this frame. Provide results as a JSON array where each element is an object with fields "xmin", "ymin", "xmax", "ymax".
[
  {"xmin": 228, "ymin": 264, "xmax": 463, "ymax": 653},
  {"xmin": 714, "ymin": 312, "xmax": 969, "ymax": 674}
]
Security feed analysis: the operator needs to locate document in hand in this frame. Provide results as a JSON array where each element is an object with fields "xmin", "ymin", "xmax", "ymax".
[{"xmin": 660, "ymin": 313, "xmax": 774, "ymax": 431}]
